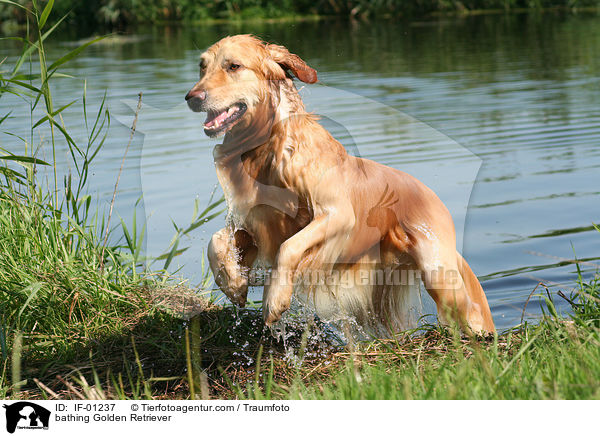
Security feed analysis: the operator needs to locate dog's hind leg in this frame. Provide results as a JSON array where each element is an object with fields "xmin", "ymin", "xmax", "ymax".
[
  {"xmin": 208, "ymin": 227, "xmax": 257, "ymax": 307},
  {"xmin": 457, "ymin": 252, "xmax": 495, "ymax": 333},
  {"xmin": 412, "ymin": 241, "xmax": 494, "ymax": 334}
]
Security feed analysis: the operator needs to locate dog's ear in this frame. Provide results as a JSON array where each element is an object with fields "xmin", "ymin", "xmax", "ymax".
[{"xmin": 265, "ymin": 44, "xmax": 317, "ymax": 84}]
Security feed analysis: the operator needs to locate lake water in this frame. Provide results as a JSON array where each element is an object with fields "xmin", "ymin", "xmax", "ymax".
[{"xmin": 2, "ymin": 13, "xmax": 599, "ymax": 332}]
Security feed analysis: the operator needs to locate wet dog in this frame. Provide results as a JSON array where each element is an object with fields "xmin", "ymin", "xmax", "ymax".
[{"xmin": 186, "ymin": 35, "xmax": 495, "ymax": 334}]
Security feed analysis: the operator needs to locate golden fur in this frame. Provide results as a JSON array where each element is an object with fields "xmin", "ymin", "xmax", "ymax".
[{"xmin": 186, "ymin": 35, "xmax": 495, "ymax": 334}]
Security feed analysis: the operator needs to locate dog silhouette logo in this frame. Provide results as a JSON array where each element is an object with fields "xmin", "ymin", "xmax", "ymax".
[{"xmin": 2, "ymin": 402, "xmax": 50, "ymax": 433}]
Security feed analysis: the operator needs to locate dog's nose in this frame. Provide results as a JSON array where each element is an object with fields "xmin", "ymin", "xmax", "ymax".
[{"xmin": 185, "ymin": 88, "xmax": 206, "ymax": 101}]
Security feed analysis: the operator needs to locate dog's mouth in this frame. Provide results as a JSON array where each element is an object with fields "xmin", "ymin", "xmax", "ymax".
[{"xmin": 203, "ymin": 103, "xmax": 247, "ymax": 136}]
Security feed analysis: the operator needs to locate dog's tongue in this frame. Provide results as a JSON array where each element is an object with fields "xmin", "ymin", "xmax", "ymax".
[{"xmin": 204, "ymin": 109, "xmax": 230, "ymax": 128}]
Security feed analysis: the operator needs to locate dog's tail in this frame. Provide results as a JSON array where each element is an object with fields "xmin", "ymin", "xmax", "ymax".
[{"xmin": 457, "ymin": 252, "xmax": 496, "ymax": 333}]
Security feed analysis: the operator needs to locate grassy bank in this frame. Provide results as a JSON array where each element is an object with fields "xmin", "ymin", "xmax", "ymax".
[
  {"xmin": 4, "ymin": 271, "xmax": 599, "ymax": 400},
  {"xmin": 1, "ymin": 2, "xmax": 599, "ymax": 401},
  {"xmin": 0, "ymin": 0, "xmax": 220, "ymax": 399},
  {"xmin": 226, "ymin": 271, "xmax": 600, "ymax": 400},
  {"xmin": 2, "ymin": 0, "xmax": 600, "ymax": 33}
]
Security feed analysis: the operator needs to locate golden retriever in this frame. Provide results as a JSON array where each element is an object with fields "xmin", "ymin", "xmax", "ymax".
[{"xmin": 185, "ymin": 35, "xmax": 495, "ymax": 335}]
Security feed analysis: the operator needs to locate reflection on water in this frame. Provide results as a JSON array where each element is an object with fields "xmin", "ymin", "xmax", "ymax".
[{"xmin": 1, "ymin": 13, "xmax": 599, "ymax": 331}]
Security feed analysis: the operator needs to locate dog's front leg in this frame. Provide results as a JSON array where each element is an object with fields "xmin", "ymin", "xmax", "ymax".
[
  {"xmin": 208, "ymin": 227, "xmax": 257, "ymax": 307},
  {"xmin": 263, "ymin": 212, "xmax": 352, "ymax": 325}
]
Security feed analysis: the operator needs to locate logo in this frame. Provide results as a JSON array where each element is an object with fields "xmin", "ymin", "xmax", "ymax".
[{"xmin": 2, "ymin": 402, "xmax": 50, "ymax": 434}]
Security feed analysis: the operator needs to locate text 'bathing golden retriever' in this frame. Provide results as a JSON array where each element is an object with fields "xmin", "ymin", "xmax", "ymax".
[{"xmin": 185, "ymin": 35, "xmax": 495, "ymax": 335}]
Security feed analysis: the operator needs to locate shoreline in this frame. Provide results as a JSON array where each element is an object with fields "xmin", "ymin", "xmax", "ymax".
[{"xmin": 2, "ymin": 6, "xmax": 599, "ymax": 36}]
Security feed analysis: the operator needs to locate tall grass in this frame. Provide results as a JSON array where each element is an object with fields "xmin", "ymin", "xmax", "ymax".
[
  {"xmin": 0, "ymin": 0, "xmax": 135, "ymax": 397},
  {"xmin": 0, "ymin": 1, "xmax": 222, "ymax": 399},
  {"xmin": 1, "ymin": 0, "xmax": 139, "ymax": 332}
]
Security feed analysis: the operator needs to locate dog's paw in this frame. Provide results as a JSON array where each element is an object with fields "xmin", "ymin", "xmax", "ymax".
[
  {"xmin": 233, "ymin": 296, "xmax": 247, "ymax": 308},
  {"xmin": 223, "ymin": 285, "xmax": 248, "ymax": 308},
  {"xmin": 262, "ymin": 295, "xmax": 291, "ymax": 326},
  {"xmin": 263, "ymin": 310, "xmax": 280, "ymax": 326}
]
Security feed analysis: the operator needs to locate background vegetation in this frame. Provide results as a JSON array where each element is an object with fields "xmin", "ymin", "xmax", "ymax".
[{"xmin": 1, "ymin": 0, "xmax": 600, "ymax": 33}]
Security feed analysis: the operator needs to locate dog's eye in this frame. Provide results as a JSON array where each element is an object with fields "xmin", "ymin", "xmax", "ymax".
[{"xmin": 229, "ymin": 63, "xmax": 241, "ymax": 72}]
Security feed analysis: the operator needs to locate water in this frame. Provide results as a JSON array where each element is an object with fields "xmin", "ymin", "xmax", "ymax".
[{"xmin": 1, "ymin": 13, "xmax": 599, "ymax": 332}]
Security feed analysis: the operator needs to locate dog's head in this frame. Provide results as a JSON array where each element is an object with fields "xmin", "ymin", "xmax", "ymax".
[{"xmin": 185, "ymin": 34, "xmax": 317, "ymax": 138}]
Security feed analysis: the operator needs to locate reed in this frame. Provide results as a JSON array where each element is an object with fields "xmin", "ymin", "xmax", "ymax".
[{"xmin": 0, "ymin": 0, "xmax": 221, "ymax": 399}]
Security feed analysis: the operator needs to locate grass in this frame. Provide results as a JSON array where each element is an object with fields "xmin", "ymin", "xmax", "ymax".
[
  {"xmin": 4, "ymin": 274, "xmax": 599, "ymax": 400},
  {"xmin": 229, "ymin": 274, "xmax": 600, "ymax": 400},
  {"xmin": 1, "ymin": 1, "xmax": 599, "ymax": 401},
  {"xmin": 282, "ymin": 321, "xmax": 600, "ymax": 399},
  {"xmin": 0, "ymin": 0, "xmax": 223, "ymax": 399}
]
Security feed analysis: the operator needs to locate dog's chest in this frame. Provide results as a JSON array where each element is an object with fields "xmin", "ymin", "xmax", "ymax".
[
  {"xmin": 215, "ymin": 160, "xmax": 296, "ymax": 218},
  {"xmin": 215, "ymin": 159, "xmax": 310, "ymax": 261},
  {"xmin": 215, "ymin": 164, "xmax": 253, "ymax": 228}
]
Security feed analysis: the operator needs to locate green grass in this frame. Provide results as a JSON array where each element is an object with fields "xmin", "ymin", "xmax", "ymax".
[
  {"xmin": 233, "ymin": 273, "xmax": 600, "ymax": 400},
  {"xmin": 0, "ymin": 0, "xmax": 223, "ymax": 399},
  {"xmin": 1, "ymin": 1, "xmax": 599, "ymax": 401},
  {"xmin": 4, "ymin": 274, "xmax": 599, "ymax": 400},
  {"xmin": 285, "ymin": 323, "xmax": 600, "ymax": 400}
]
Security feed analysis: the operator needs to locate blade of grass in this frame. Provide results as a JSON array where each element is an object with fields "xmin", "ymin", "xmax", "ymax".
[
  {"xmin": 38, "ymin": 0, "xmax": 54, "ymax": 29},
  {"xmin": 100, "ymin": 93, "xmax": 142, "ymax": 269}
]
